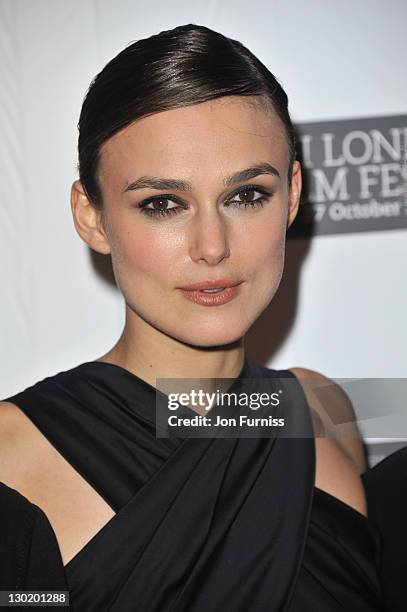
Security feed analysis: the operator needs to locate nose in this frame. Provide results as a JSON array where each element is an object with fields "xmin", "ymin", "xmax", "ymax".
[{"xmin": 189, "ymin": 208, "xmax": 230, "ymax": 266}]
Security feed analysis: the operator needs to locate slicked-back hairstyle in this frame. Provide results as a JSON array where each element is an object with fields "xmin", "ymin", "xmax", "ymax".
[{"xmin": 77, "ymin": 23, "xmax": 296, "ymax": 208}]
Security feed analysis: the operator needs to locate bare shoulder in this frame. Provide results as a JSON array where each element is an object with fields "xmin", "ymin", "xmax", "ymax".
[
  {"xmin": 0, "ymin": 400, "xmax": 82, "ymax": 506},
  {"xmin": 0, "ymin": 401, "xmax": 51, "ymax": 490},
  {"xmin": 0, "ymin": 400, "xmax": 34, "ymax": 451},
  {"xmin": 0, "ymin": 399, "xmax": 83, "ymax": 486},
  {"xmin": 288, "ymin": 367, "xmax": 366, "ymax": 472},
  {"xmin": 0, "ymin": 401, "xmax": 116, "ymax": 565},
  {"xmin": 288, "ymin": 367, "xmax": 367, "ymax": 517}
]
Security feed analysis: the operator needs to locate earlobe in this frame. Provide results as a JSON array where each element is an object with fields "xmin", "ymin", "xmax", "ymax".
[
  {"xmin": 286, "ymin": 160, "xmax": 302, "ymax": 230},
  {"xmin": 70, "ymin": 180, "xmax": 111, "ymax": 255}
]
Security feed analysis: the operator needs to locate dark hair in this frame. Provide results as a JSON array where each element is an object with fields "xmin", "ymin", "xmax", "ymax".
[{"xmin": 77, "ymin": 23, "xmax": 296, "ymax": 208}]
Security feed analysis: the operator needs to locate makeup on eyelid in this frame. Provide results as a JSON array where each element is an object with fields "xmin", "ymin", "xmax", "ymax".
[{"xmin": 135, "ymin": 185, "xmax": 274, "ymax": 218}]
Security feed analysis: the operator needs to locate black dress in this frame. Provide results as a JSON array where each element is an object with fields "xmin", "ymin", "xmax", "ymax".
[
  {"xmin": 0, "ymin": 482, "xmax": 68, "ymax": 592},
  {"xmin": 362, "ymin": 446, "xmax": 407, "ymax": 612},
  {"xmin": 1, "ymin": 355, "xmax": 383, "ymax": 611}
]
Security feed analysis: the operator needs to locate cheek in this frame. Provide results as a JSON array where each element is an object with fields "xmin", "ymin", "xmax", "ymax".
[
  {"xmin": 236, "ymin": 204, "xmax": 287, "ymax": 271},
  {"xmin": 237, "ymin": 204, "xmax": 287, "ymax": 312},
  {"xmin": 107, "ymin": 220, "xmax": 180, "ymax": 290}
]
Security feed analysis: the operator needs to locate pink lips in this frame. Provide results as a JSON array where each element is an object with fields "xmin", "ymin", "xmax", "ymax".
[
  {"xmin": 178, "ymin": 278, "xmax": 243, "ymax": 306},
  {"xmin": 179, "ymin": 278, "xmax": 242, "ymax": 291}
]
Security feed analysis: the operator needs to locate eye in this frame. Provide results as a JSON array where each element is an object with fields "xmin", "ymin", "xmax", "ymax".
[
  {"xmin": 137, "ymin": 195, "xmax": 184, "ymax": 217},
  {"xmin": 224, "ymin": 186, "xmax": 273, "ymax": 209},
  {"xmin": 136, "ymin": 185, "xmax": 273, "ymax": 219}
]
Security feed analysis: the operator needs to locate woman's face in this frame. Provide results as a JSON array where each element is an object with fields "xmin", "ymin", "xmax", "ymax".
[{"xmin": 79, "ymin": 95, "xmax": 301, "ymax": 347}]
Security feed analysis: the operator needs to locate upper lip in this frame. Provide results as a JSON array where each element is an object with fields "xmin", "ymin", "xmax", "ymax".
[{"xmin": 179, "ymin": 278, "xmax": 243, "ymax": 291}]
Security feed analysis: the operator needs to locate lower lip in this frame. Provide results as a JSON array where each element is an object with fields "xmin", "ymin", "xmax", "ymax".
[{"xmin": 179, "ymin": 284, "xmax": 242, "ymax": 306}]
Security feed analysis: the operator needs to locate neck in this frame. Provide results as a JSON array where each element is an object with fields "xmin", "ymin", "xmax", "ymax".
[{"xmin": 95, "ymin": 307, "xmax": 246, "ymax": 390}]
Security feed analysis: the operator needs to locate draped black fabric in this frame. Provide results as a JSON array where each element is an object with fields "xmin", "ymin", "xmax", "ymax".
[
  {"xmin": 362, "ymin": 447, "xmax": 407, "ymax": 611},
  {"xmin": 2, "ymin": 355, "xmax": 383, "ymax": 611},
  {"xmin": 0, "ymin": 482, "xmax": 68, "ymax": 593}
]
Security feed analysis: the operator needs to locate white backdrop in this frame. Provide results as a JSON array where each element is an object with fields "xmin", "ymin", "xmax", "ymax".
[{"xmin": 1, "ymin": 0, "xmax": 406, "ymax": 461}]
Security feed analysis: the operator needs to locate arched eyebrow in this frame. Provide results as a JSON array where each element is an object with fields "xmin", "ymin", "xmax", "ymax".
[{"xmin": 122, "ymin": 162, "xmax": 280, "ymax": 193}]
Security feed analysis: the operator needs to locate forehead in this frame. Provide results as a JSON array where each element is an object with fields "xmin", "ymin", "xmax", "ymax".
[{"xmin": 98, "ymin": 96, "xmax": 288, "ymax": 189}]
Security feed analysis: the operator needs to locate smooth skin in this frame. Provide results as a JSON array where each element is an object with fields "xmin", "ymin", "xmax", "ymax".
[{"xmin": 0, "ymin": 96, "xmax": 367, "ymax": 565}]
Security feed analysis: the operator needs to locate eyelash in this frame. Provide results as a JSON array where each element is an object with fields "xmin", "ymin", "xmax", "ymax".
[{"xmin": 136, "ymin": 185, "xmax": 273, "ymax": 218}]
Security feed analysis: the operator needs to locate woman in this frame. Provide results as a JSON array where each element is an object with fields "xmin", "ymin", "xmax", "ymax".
[{"xmin": 0, "ymin": 23, "xmax": 383, "ymax": 610}]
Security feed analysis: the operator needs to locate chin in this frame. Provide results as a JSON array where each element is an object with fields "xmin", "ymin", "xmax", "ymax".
[
  {"xmin": 169, "ymin": 319, "xmax": 250, "ymax": 349},
  {"xmin": 180, "ymin": 334, "xmax": 244, "ymax": 349}
]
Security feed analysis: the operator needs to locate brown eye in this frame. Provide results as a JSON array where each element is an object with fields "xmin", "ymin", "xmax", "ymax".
[
  {"xmin": 225, "ymin": 186, "xmax": 272, "ymax": 209},
  {"xmin": 137, "ymin": 195, "xmax": 185, "ymax": 218},
  {"xmin": 151, "ymin": 199, "xmax": 170, "ymax": 211},
  {"xmin": 238, "ymin": 190, "xmax": 255, "ymax": 203},
  {"xmin": 146, "ymin": 198, "xmax": 177, "ymax": 211}
]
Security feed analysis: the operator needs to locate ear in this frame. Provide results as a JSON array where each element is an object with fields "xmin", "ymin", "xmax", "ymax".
[
  {"xmin": 286, "ymin": 160, "xmax": 302, "ymax": 229},
  {"xmin": 70, "ymin": 180, "xmax": 111, "ymax": 255}
]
